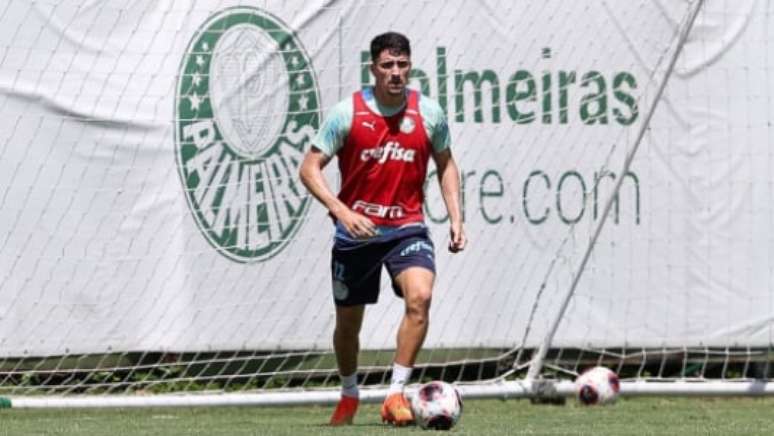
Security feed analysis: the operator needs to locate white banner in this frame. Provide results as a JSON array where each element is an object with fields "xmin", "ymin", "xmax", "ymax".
[{"xmin": 0, "ymin": 0, "xmax": 771, "ymax": 356}]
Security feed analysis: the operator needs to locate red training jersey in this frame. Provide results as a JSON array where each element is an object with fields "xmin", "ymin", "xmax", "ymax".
[{"xmin": 336, "ymin": 90, "xmax": 432, "ymax": 227}]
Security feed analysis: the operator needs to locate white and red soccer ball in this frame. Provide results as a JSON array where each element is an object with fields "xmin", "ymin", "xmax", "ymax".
[
  {"xmin": 410, "ymin": 381, "xmax": 463, "ymax": 430},
  {"xmin": 575, "ymin": 366, "xmax": 620, "ymax": 405}
]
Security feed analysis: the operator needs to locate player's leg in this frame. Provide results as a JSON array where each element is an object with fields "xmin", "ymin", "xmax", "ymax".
[
  {"xmin": 330, "ymin": 304, "xmax": 365, "ymax": 426},
  {"xmin": 382, "ymin": 266, "xmax": 435, "ymax": 426},
  {"xmin": 393, "ymin": 266, "xmax": 434, "ymax": 367},
  {"xmin": 329, "ymin": 238, "xmax": 382, "ymax": 426},
  {"xmin": 380, "ymin": 231, "xmax": 436, "ymax": 426},
  {"xmin": 334, "ymin": 304, "xmax": 365, "ymax": 383}
]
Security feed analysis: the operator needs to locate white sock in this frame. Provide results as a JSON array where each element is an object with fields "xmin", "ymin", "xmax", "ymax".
[
  {"xmin": 387, "ymin": 363, "xmax": 412, "ymax": 395},
  {"xmin": 340, "ymin": 373, "xmax": 359, "ymax": 398}
]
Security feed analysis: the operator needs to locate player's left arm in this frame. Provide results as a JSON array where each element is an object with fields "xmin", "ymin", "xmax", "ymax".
[{"xmin": 432, "ymin": 148, "xmax": 466, "ymax": 253}]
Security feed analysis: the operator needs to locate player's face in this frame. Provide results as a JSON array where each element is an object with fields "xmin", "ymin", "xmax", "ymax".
[{"xmin": 371, "ymin": 50, "xmax": 411, "ymax": 97}]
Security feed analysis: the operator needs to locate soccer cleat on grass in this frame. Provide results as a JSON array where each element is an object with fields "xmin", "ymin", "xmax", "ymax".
[
  {"xmin": 329, "ymin": 395, "xmax": 359, "ymax": 426},
  {"xmin": 380, "ymin": 392, "xmax": 414, "ymax": 426}
]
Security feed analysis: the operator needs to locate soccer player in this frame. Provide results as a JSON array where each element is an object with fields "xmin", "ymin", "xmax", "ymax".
[{"xmin": 299, "ymin": 31, "xmax": 465, "ymax": 427}]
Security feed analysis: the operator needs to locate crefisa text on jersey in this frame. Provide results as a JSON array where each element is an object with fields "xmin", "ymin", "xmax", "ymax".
[{"xmin": 360, "ymin": 141, "xmax": 416, "ymax": 163}]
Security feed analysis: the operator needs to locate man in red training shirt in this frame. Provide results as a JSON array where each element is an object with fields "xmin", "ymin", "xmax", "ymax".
[{"xmin": 299, "ymin": 31, "xmax": 465, "ymax": 427}]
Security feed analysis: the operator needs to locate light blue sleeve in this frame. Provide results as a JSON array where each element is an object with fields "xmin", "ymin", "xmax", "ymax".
[
  {"xmin": 311, "ymin": 98, "xmax": 353, "ymax": 156},
  {"xmin": 418, "ymin": 96, "xmax": 451, "ymax": 153}
]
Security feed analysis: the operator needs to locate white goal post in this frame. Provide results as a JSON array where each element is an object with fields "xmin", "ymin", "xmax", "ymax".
[{"xmin": 2, "ymin": 0, "xmax": 773, "ymax": 409}]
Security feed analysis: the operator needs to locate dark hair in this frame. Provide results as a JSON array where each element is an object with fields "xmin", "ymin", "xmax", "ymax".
[{"xmin": 370, "ymin": 32, "xmax": 411, "ymax": 62}]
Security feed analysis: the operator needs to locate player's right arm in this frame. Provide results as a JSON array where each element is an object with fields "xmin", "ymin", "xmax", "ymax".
[
  {"xmin": 299, "ymin": 148, "xmax": 376, "ymax": 238},
  {"xmin": 299, "ymin": 99, "xmax": 376, "ymax": 238}
]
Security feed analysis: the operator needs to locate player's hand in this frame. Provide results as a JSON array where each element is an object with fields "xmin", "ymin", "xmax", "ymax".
[
  {"xmin": 337, "ymin": 209, "xmax": 377, "ymax": 239},
  {"xmin": 448, "ymin": 221, "xmax": 466, "ymax": 253}
]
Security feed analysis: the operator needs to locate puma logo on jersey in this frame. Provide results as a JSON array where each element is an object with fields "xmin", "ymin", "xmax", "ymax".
[
  {"xmin": 361, "ymin": 121, "xmax": 376, "ymax": 131},
  {"xmin": 360, "ymin": 141, "xmax": 416, "ymax": 163}
]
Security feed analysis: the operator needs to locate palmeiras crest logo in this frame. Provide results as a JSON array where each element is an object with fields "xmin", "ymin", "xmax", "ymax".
[{"xmin": 175, "ymin": 7, "xmax": 320, "ymax": 263}]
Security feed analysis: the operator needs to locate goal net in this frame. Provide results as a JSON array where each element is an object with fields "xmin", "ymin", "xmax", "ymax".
[{"xmin": 1, "ymin": 0, "xmax": 770, "ymax": 407}]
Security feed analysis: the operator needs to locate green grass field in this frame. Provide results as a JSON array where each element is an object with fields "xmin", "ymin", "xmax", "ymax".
[{"xmin": 2, "ymin": 397, "xmax": 774, "ymax": 436}]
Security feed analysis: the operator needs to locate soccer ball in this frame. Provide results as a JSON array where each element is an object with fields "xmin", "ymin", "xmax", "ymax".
[
  {"xmin": 575, "ymin": 366, "xmax": 620, "ymax": 405},
  {"xmin": 410, "ymin": 381, "xmax": 463, "ymax": 430}
]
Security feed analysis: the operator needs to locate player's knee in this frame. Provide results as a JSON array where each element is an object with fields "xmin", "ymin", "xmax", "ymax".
[
  {"xmin": 334, "ymin": 326, "xmax": 359, "ymax": 343},
  {"xmin": 405, "ymin": 307, "xmax": 429, "ymax": 328},
  {"xmin": 334, "ymin": 317, "xmax": 363, "ymax": 340},
  {"xmin": 405, "ymin": 290, "xmax": 431, "ymax": 322},
  {"xmin": 412, "ymin": 286, "xmax": 432, "ymax": 307}
]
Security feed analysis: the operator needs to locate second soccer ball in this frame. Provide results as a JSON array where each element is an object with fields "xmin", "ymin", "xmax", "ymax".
[{"xmin": 575, "ymin": 366, "xmax": 620, "ymax": 405}]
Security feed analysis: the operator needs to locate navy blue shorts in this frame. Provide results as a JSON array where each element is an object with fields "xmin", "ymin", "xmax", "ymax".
[{"xmin": 330, "ymin": 225, "xmax": 435, "ymax": 306}]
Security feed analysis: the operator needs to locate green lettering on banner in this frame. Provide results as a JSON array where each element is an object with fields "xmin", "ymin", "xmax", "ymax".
[
  {"xmin": 356, "ymin": 46, "xmax": 639, "ymax": 127},
  {"xmin": 523, "ymin": 170, "xmax": 551, "ymax": 225},
  {"xmin": 506, "ymin": 70, "xmax": 536, "ymax": 124},
  {"xmin": 436, "ymin": 47, "xmax": 448, "ymax": 116},
  {"xmin": 556, "ymin": 170, "xmax": 587, "ymax": 224},
  {"xmin": 426, "ymin": 167, "xmax": 640, "ymax": 227},
  {"xmin": 580, "ymin": 71, "xmax": 608, "ymax": 125},
  {"xmin": 423, "ymin": 169, "xmax": 448, "ymax": 224},
  {"xmin": 593, "ymin": 170, "xmax": 641, "ymax": 225},
  {"xmin": 454, "ymin": 69, "xmax": 501, "ymax": 123},
  {"xmin": 410, "ymin": 69, "xmax": 432, "ymax": 96},
  {"xmin": 479, "ymin": 170, "xmax": 503, "ymax": 224},
  {"xmin": 558, "ymin": 71, "xmax": 576, "ymax": 124},
  {"xmin": 613, "ymin": 72, "xmax": 639, "ymax": 125},
  {"xmin": 461, "ymin": 169, "xmax": 477, "ymax": 223},
  {"xmin": 541, "ymin": 71, "xmax": 552, "ymax": 124}
]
